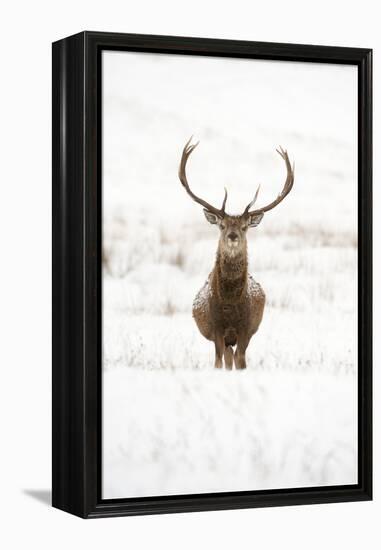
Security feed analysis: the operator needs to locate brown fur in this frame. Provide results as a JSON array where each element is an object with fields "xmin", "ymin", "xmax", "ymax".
[{"xmin": 193, "ymin": 221, "xmax": 265, "ymax": 369}]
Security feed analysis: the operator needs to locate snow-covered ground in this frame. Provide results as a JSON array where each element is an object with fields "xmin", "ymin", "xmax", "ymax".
[{"xmin": 102, "ymin": 52, "xmax": 358, "ymax": 498}]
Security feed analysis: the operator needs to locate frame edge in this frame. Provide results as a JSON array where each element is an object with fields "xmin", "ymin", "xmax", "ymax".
[{"xmin": 52, "ymin": 32, "xmax": 88, "ymax": 518}]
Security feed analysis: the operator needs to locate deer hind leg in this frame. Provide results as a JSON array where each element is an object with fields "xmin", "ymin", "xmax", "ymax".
[
  {"xmin": 234, "ymin": 334, "xmax": 249, "ymax": 370},
  {"xmin": 223, "ymin": 328, "xmax": 236, "ymax": 370},
  {"xmin": 214, "ymin": 333, "xmax": 225, "ymax": 369},
  {"xmin": 224, "ymin": 346, "xmax": 234, "ymax": 370}
]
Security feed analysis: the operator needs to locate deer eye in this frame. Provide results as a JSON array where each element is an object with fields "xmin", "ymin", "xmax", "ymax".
[
  {"xmin": 220, "ymin": 224, "xmax": 226, "ymax": 230},
  {"xmin": 241, "ymin": 226, "xmax": 247, "ymax": 231}
]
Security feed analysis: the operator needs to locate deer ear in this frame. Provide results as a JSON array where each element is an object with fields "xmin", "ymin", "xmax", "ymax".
[
  {"xmin": 203, "ymin": 209, "xmax": 219, "ymax": 225},
  {"xmin": 247, "ymin": 212, "xmax": 264, "ymax": 227}
]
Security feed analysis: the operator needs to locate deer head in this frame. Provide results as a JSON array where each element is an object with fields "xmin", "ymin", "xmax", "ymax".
[{"xmin": 178, "ymin": 138, "xmax": 295, "ymax": 257}]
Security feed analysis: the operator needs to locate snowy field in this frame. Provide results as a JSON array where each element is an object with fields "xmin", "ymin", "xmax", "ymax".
[{"xmin": 102, "ymin": 52, "xmax": 358, "ymax": 498}]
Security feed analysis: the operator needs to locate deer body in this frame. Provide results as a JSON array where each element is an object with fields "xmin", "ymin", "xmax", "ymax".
[
  {"xmin": 193, "ymin": 243, "xmax": 265, "ymax": 369},
  {"xmin": 178, "ymin": 139, "xmax": 294, "ymax": 369}
]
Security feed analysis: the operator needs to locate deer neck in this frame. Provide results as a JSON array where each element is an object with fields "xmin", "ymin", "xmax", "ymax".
[{"xmin": 214, "ymin": 243, "xmax": 248, "ymax": 303}]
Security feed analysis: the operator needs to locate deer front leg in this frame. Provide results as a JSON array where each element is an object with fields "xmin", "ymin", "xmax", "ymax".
[
  {"xmin": 234, "ymin": 334, "xmax": 249, "ymax": 369},
  {"xmin": 214, "ymin": 332, "xmax": 224, "ymax": 369}
]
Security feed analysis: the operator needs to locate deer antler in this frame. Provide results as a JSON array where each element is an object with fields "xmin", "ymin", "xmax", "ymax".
[
  {"xmin": 243, "ymin": 147, "xmax": 295, "ymax": 216},
  {"xmin": 178, "ymin": 137, "xmax": 228, "ymax": 218}
]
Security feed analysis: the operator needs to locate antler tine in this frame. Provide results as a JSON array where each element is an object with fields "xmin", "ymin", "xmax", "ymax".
[
  {"xmin": 245, "ymin": 147, "xmax": 295, "ymax": 216},
  {"xmin": 243, "ymin": 184, "xmax": 260, "ymax": 215},
  {"xmin": 221, "ymin": 187, "xmax": 228, "ymax": 213},
  {"xmin": 178, "ymin": 138, "xmax": 227, "ymax": 218}
]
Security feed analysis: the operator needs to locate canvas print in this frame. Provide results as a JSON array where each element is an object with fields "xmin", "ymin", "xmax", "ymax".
[{"xmin": 102, "ymin": 51, "xmax": 358, "ymax": 499}]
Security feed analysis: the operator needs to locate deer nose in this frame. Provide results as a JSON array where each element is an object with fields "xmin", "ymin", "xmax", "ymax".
[{"xmin": 227, "ymin": 232, "xmax": 238, "ymax": 241}]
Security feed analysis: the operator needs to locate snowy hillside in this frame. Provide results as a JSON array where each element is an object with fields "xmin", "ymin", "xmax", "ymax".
[{"xmin": 102, "ymin": 52, "xmax": 358, "ymax": 498}]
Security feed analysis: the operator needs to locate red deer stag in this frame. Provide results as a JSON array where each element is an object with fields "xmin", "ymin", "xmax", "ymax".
[{"xmin": 178, "ymin": 138, "xmax": 295, "ymax": 369}]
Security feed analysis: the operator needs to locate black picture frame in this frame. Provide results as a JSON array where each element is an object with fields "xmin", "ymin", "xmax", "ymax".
[{"xmin": 52, "ymin": 31, "xmax": 372, "ymax": 519}]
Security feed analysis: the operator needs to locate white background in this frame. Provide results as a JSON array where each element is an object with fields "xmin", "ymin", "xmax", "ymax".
[{"xmin": 0, "ymin": 1, "xmax": 378, "ymax": 548}]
